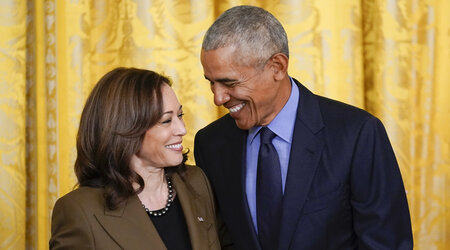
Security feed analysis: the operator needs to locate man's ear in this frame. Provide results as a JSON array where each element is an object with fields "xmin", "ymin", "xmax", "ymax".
[{"xmin": 269, "ymin": 53, "xmax": 289, "ymax": 81}]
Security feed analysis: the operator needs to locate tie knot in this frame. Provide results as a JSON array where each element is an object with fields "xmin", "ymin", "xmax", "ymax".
[{"xmin": 259, "ymin": 127, "xmax": 276, "ymax": 144}]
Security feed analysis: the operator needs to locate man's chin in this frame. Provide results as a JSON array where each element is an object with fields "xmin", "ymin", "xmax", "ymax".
[{"xmin": 234, "ymin": 119, "xmax": 253, "ymax": 130}]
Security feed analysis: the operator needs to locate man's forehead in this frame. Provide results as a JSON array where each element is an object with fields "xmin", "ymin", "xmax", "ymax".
[{"xmin": 201, "ymin": 46, "xmax": 236, "ymax": 61}]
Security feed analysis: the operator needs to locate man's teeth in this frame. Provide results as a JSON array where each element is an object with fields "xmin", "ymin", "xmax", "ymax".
[
  {"xmin": 229, "ymin": 103, "xmax": 246, "ymax": 113},
  {"xmin": 166, "ymin": 143, "xmax": 182, "ymax": 149}
]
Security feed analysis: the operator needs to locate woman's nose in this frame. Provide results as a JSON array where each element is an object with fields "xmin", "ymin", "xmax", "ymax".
[{"xmin": 174, "ymin": 117, "xmax": 187, "ymax": 136}]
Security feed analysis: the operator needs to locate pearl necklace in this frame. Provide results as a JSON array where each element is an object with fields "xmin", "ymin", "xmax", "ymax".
[{"xmin": 142, "ymin": 174, "xmax": 174, "ymax": 217}]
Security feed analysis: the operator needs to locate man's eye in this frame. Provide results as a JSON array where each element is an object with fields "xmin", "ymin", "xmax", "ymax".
[{"xmin": 225, "ymin": 82, "xmax": 239, "ymax": 88}]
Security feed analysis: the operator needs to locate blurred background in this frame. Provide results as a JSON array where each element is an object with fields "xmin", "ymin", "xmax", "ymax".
[{"xmin": 0, "ymin": 0, "xmax": 449, "ymax": 249}]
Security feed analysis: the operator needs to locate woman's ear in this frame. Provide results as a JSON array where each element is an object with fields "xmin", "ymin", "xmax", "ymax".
[{"xmin": 269, "ymin": 53, "xmax": 289, "ymax": 81}]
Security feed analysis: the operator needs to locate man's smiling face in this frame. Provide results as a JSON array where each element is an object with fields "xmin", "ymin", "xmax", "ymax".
[{"xmin": 200, "ymin": 46, "xmax": 283, "ymax": 130}]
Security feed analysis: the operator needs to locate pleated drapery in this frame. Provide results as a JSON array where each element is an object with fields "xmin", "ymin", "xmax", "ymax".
[{"xmin": 0, "ymin": 0, "xmax": 449, "ymax": 249}]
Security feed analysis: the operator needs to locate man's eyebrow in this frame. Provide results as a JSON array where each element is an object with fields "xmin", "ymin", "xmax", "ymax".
[{"xmin": 204, "ymin": 75, "xmax": 238, "ymax": 83}]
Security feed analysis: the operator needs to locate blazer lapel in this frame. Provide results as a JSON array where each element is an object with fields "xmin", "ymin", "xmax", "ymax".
[
  {"xmin": 209, "ymin": 117, "xmax": 260, "ymax": 249},
  {"xmin": 94, "ymin": 195, "xmax": 166, "ymax": 250},
  {"xmin": 225, "ymin": 120, "xmax": 262, "ymax": 249},
  {"xmin": 225, "ymin": 121, "xmax": 248, "ymax": 210},
  {"xmin": 172, "ymin": 172, "xmax": 212, "ymax": 250},
  {"xmin": 278, "ymin": 80, "xmax": 325, "ymax": 250}
]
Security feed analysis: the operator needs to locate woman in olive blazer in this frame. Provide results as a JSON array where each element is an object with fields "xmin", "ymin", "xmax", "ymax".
[
  {"xmin": 50, "ymin": 166, "xmax": 222, "ymax": 249},
  {"xmin": 50, "ymin": 68, "xmax": 231, "ymax": 250}
]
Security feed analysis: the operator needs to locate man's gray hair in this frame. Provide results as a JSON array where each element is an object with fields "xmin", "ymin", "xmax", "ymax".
[{"xmin": 202, "ymin": 5, "xmax": 289, "ymax": 69}]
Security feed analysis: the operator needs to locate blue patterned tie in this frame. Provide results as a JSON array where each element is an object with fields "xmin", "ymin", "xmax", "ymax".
[{"xmin": 256, "ymin": 127, "xmax": 282, "ymax": 250}]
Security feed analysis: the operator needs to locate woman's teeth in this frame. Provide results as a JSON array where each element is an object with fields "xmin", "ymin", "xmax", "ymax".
[{"xmin": 165, "ymin": 143, "xmax": 182, "ymax": 149}]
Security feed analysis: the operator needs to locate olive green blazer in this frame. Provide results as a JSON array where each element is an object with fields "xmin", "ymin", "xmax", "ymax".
[{"xmin": 50, "ymin": 166, "xmax": 225, "ymax": 250}]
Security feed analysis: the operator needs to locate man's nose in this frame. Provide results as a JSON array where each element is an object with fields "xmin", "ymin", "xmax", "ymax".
[{"xmin": 211, "ymin": 83, "xmax": 230, "ymax": 106}]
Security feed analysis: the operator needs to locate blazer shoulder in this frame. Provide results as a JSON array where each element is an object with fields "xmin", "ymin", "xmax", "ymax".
[
  {"xmin": 293, "ymin": 78, "xmax": 375, "ymax": 134},
  {"xmin": 196, "ymin": 114, "xmax": 235, "ymax": 138},
  {"xmin": 50, "ymin": 187, "xmax": 105, "ymax": 249},
  {"xmin": 315, "ymin": 95, "xmax": 375, "ymax": 130},
  {"xmin": 319, "ymin": 95, "xmax": 371, "ymax": 118},
  {"xmin": 181, "ymin": 166, "xmax": 212, "ymax": 195},
  {"xmin": 54, "ymin": 186, "xmax": 105, "ymax": 213}
]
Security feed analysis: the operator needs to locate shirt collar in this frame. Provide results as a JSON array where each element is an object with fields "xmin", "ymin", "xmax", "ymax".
[{"xmin": 248, "ymin": 77, "xmax": 299, "ymax": 144}]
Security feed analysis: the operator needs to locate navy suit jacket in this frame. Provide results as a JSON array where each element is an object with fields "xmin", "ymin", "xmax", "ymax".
[{"xmin": 194, "ymin": 79, "xmax": 413, "ymax": 250}]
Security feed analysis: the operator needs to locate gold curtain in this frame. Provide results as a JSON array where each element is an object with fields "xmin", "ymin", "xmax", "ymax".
[{"xmin": 0, "ymin": 0, "xmax": 448, "ymax": 249}]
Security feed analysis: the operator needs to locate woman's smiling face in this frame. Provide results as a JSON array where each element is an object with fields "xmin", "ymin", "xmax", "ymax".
[{"xmin": 135, "ymin": 83, "xmax": 186, "ymax": 168}]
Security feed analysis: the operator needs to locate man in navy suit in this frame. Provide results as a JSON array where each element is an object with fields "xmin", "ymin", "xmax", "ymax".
[{"xmin": 194, "ymin": 5, "xmax": 413, "ymax": 250}]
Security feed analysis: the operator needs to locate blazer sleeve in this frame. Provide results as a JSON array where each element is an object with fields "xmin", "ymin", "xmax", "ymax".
[
  {"xmin": 50, "ymin": 195, "xmax": 95, "ymax": 250},
  {"xmin": 350, "ymin": 116, "xmax": 413, "ymax": 249}
]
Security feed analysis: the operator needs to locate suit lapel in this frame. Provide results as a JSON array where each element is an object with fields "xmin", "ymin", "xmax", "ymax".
[
  {"xmin": 224, "ymin": 118, "xmax": 262, "ymax": 249},
  {"xmin": 94, "ymin": 195, "xmax": 166, "ymax": 250},
  {"xmin": 278, "ymin": 80, "xmax": 325, "ymax": 250},
  {"xmin": 172, "ymin": 172, "xmax": 211, "ymax": 250},
  {"xmin": 225, "ymin": 122, "xmax": 247, "ymax": 205}
]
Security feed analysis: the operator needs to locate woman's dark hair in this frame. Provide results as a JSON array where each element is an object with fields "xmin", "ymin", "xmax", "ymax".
[{"xmin": 75, "ymin": 67, "xmax": 187, "ymax": 210}]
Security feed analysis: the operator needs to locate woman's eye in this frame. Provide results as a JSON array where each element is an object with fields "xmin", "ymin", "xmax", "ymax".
[
  {"xmin": 162, "ymin": 119, "xmax": 171, "ymax": 124},
  {"xmin": 178, "ymin": 113, "xmax": 184, "ymax": 118}
]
